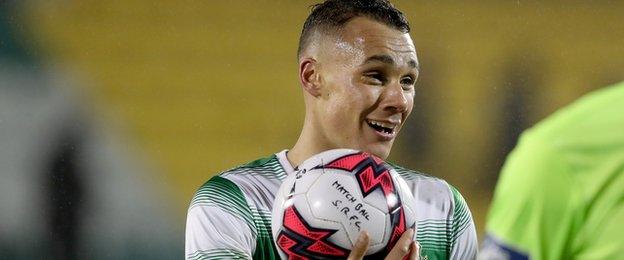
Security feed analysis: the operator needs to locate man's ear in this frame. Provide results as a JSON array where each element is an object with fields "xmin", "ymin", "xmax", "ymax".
[{"xmin": 299, "ymin": 58, "xmax": 322, "ymax": 97}]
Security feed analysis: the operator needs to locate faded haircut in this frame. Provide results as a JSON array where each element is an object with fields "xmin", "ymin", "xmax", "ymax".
[{"xmin": 297, "ymin": 0, "xmax": 410, "ymax": 59}]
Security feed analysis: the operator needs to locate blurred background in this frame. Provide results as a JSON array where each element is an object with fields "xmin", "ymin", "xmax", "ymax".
[{"xmin": 1, "ymin": 0, "xmax": 623, "ymax": 259}]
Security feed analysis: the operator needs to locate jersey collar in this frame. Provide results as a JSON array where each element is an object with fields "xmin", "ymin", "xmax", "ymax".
[{"xmin": 275, "ymin": 149, "xmax": 295, "ymax": 175}]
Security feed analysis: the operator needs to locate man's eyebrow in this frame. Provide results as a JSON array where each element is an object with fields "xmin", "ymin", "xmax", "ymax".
[
  {"xmin": 363, "ymin": 55, "xmax": 395, "ymax": 65},
  {"xmin": 407, "ymin": 60, "xmax": 419, "ymax": 70},
  {"xmin": 363, "ymin": 54, "xmax": 420, "ymax": 70}
]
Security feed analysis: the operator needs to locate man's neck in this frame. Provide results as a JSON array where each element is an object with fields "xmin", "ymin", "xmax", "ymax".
[
  {"xmin": 287, "ymin": 140, "xmax": 315, "ymax": 168},
  {"xmin": 287, "ymin": 123, "xmax": 328, "ymax": 167}
]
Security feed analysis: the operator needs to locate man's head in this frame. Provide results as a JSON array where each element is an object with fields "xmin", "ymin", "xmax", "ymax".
[
  {"xmin": 295, "ymin": 0, "xmax": 419, "ymax": 160},
  {"xmin": 297, "ymin": 0, "xmax": 410, "ymax": 60}
]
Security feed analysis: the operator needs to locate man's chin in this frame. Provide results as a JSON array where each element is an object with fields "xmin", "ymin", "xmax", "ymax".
[{"xmin": 361, "ymin": 144, "xmax": 392, "ymax": 160}]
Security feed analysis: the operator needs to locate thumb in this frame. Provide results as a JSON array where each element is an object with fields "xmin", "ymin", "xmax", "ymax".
[{"xmin": 347, "ymin": 231, "xmax": 370, "ymax": 260}]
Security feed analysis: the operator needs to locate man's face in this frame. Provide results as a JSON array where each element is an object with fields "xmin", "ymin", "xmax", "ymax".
[{"xmin": 311, "ymin": 17, "xmax": 419, "ymax": 159}]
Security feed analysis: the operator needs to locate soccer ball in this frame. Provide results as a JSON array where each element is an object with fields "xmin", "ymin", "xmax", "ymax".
[{"xmin": 271, "ymin": 149, "xmax": 417, "ymax": 259}]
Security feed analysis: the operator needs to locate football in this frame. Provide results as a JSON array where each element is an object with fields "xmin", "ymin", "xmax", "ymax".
[{"xmin": 271, "ymin": 149, "xmax": 417, "ymax": 259}]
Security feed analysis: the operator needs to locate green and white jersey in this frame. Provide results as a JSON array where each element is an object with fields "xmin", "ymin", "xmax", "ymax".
[
  {"xmin": 186, "ymin": 150, "xmax": 477, "ymax": 260},
  {"xmin": 482, "ymin": 82, "xmax": 624, "ymax": 260}
]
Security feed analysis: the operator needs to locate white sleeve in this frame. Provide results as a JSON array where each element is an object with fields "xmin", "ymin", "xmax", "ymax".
[
  {"xmin": 185, "ymin": 176, "xmax": 257, "ymax": 260},
  {"xmin": 449, "ymin": 185, "xmax": 478, "ymax": 260},
  {"xmin": 450, "ymin": 217, "xmax": 478, "ymax": 259},
  {"xmin": 185, "ymin": 205, "xmax": 255, "ymax": 259}
]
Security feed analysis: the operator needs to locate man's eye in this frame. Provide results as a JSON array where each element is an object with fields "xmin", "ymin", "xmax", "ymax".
[
  {"xmin": 364, "ymin": 73, "xmax": 385, "ymax": 85},
  {"xmin": 400, "ymin": 76, "xmax": 415, "ymax": 89}
]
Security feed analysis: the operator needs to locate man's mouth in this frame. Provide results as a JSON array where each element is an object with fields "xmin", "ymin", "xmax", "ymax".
[{"xmin": 366, "ymin": 119, "xmax": 397, "ymax": 135}]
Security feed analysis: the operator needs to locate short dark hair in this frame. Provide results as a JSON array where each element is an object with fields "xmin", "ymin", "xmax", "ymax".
[{"xmin": 297, "ymin": 0, "xmax": 410, "ymax": 59}]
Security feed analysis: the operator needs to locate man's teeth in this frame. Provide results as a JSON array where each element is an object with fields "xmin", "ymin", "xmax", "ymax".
[
  {"xmin": 368, "ymin": 120, "xmax": 395, "ymax": 129},
  {"xmin": 367, "ymin": 120, "xmax": 396, "ymax": 134}
]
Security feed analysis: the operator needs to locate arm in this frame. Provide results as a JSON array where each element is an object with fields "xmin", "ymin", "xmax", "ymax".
[
  {"xmin": 449, "ymin": 185, "xmax": 478, "ymax": 260},
  {"xmin": 185, "ymin": 176, "xmax": 256, "ymax": 260}
]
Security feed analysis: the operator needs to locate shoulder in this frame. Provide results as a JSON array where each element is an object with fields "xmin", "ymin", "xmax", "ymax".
[
  {"xmin": 205, "ymin": 153, "xmax": 284, "ymax": 188},
  {"xmin": 188, "ymin": 175, "xmax": 252, "ymax": 224},
  {"xmin": 189, "ymin": 155, "xmax": 286, "ymax": 215},
  {"xmin": 524, "ymin": 82, "xmax": 624, "ymax": 154},
  {"xmin": 187, "ymin": 154, "xmax": 285, "ymax": 259},
  {"xmin": 221, "ymin": 154, "xmax": 286, "ymax": 180},
  {"xmin": 504, "ymin": 83, "xmax": 624, "ymax": 204},
  {"xmin": 387, "ymin": 163, "xmax": 456, "ymax": 208},
  {"xmin": 387, "ymin": 163, "xmax": 477, "ymax": 258},
  {"xmin": 387, "ymin": 162, "xmax": 471, "ymax": 221}
]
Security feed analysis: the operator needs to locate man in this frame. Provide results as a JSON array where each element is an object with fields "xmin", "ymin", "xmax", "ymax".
[
  {"xmin": 481, "ymin": 81, "xmax": 624, "ymax": 259},
  {"xmin": 185, "ymin": 1, "xmax": 478, "ymax": 259}
]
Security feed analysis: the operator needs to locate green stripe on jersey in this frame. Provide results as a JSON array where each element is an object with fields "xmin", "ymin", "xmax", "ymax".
[
  {"xmin": 387, "ymin": 162, "xmax": 433, "ymax": 181},
  {"xmin": 200, "ymin": 154, "xmax": 283, "ymax": 259},
  {"xmin": 449, "ymin": 184, "xmax": 471, "ymax": 246},
  {"xmin": 222, "ymin": 155, "xmax": 287, "ymax": 180},
  {"xmin": 250, "ymin": 206, "xmax": 279, "ymax": 259},
  {"xmin": 418, "ymin": 219, "xmax": 451, "ymax": 252},
  {"xmin": 187, "ymin": 249, "xmax": 249, "ymax": 260},
  {"xmin": 190, "ymin": 176, "xmax": 256, "ymax": 237},
  {"xmin": 251, "ymin": 207, "xmax": 272, "ymax": 238},
  {"xmin": 388, "ymin": 162, "xmax": 455, "ymax": 259}
]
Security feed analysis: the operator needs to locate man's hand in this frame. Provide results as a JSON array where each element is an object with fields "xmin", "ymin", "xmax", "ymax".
[{"xmin": 347, "ymin": 229, "xmax": 420, "ymax": 260}]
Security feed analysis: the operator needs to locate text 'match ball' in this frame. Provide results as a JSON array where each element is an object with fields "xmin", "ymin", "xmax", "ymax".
[{"xmin": 271, "ymin": 149, "xmax": 417, "ymax": 259}]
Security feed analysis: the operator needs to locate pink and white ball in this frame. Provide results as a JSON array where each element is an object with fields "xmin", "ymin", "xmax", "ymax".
[{"xmin": 271, "ymin": 149, "xmax": 417, "ymax": 259}]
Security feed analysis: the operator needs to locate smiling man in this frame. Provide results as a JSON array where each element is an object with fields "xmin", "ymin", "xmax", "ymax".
[{"xmin": 185, "ymin": 1, "xmax": 477, "ymax": 259}]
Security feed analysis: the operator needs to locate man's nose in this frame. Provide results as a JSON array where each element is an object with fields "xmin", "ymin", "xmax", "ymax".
[{"xmin": 380, "ymin": 82, "xmax": 409, "ymax": 113}]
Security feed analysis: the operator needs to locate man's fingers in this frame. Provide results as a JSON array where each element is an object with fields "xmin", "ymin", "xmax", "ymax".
[
  {"xmin": 409, "ymin": 241, "xmax": 420, "ymax": 260},
  {"xmin": 347, "ymin": 231, "xmax": 370, "ymax": 260},
  {"xmin": 385, "ymin": 228, "xmax": 415, "ymax": 260}
]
